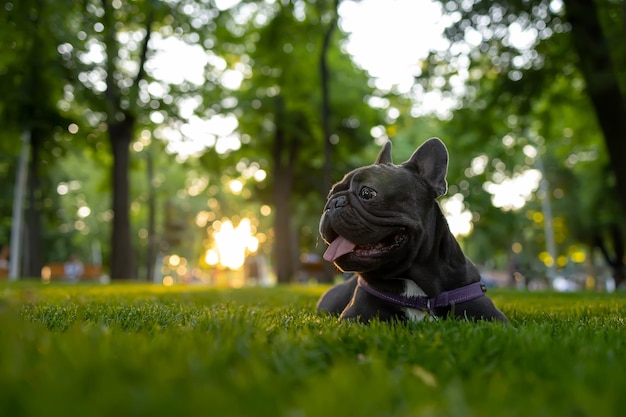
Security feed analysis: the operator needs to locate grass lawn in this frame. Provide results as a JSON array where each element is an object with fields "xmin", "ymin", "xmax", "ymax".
[{"xmin": 1, "ymin": 282, "xmax": 624, "ymax": 417}]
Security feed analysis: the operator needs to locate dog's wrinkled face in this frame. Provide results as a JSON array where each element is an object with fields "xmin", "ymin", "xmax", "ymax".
[{"xmin": 320, "ymin": 138, "xmax": 449, "ymax": 276}]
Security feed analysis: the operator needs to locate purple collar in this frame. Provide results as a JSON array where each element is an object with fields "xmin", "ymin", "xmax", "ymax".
[{"xmin": 357, "ymin": 276, "xmax": 487, "ymax": 311}]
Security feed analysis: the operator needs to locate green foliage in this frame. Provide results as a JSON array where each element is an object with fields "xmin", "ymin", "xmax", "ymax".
[
  {"xmin": 1, "ymin": 282, "xmax": 625, "ymax": 417},
  {"xmin": 413, "ymin": 0, "xmax": 626, "ymax": 272}
]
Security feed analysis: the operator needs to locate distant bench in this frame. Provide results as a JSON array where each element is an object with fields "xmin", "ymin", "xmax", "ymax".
[{"xmin": 41, "ymin": 263, "xmax": 103, "ymax": 281}]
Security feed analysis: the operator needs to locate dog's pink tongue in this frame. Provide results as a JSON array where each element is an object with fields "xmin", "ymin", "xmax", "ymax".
[{"xmin": 323, "ymin": 236, "xmax": 357, "ymax": 262}]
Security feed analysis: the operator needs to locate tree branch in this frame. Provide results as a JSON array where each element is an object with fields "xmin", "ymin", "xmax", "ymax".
[
  {"xmin": 131, "ymin": 6, "xmax": 155, "ymax": 102},
  {"xmin": 101, "ymin": 0, "xmax": 119, "ymax": 119}
]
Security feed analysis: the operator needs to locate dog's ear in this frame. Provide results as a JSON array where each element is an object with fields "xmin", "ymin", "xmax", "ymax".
[
  {"xmin": 375, "ymin": 141, "xmax": 393, "ymax": 165},
  {"xmin": 404, "ymin": 138, "xmax": 448, "ymax": 196}
]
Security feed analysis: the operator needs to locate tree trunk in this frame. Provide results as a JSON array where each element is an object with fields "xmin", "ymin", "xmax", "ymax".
[
  {"xmin": 272, "ymin": 166, "xmax": 295, "ymax": 283},
  {"xmin": 564, "ymin": 0, "xmax": 626, "ymax": 217},
  {"xmin": 272, "ymin": 96, "xmax": 298, "ymax": 283},
  {"xmin": 109, "ymin": 115, "xmax": 135, "ymax": 279},
  {"xmin": 319, "ymin": 0, "xmax": 339, "ymax": 283},
  {"xmin": 24, "ymin": 129, "xmax": 43, "ymax": 278},
  {"xmin": 146, "ymin": 146, "xmax": 157, "ymax": 282},
  {"xmin": 101, "ymin": 0, "xmax": 152, "ymax": 280},
  {"xmin": 8, "ymin": 132, "xmax": 30, "ymax": 281},
  {"xmin": 593, "ymin": 225, "xmax": 625, "ymax": 288},
  {"xmin": 21, "ymin": 3, "xmax": 44, "ymax": 279}
]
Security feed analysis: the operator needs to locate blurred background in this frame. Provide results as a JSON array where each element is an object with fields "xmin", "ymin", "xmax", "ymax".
[{"xmin": 0, "ymin": 0, "xmax": 624, "ymax": 291}]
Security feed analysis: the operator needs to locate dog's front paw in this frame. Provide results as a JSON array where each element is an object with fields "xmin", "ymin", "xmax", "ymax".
[{"xmin": 316, "ymin": 275, "xmax": 359, "ymax": 315}]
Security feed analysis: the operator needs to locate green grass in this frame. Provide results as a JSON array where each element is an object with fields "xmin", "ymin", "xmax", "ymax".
[{"xmin": 1, "ymin": 283, "xmax": 624, "ymax": 417}]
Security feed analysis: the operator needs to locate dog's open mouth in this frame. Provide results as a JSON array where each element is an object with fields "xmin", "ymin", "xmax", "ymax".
[{"xmin": 323, "ymin": 230, "xmax": 407, "ymax": 262}]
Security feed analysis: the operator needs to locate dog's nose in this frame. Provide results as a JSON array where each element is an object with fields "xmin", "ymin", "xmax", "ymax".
[{"xmin": 332, "ymin": 195, "xmax": 347, "ymax": 209}]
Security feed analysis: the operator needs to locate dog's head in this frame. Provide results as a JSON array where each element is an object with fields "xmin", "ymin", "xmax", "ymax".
[{"xmin": 320, "ymin": 138, "xmax": 449, "ymax": 276}]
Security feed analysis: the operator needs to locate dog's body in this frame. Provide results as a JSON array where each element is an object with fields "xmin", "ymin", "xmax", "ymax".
[{"xmin": 316, "ymin": 138, "xmax": 507, "ymax": 323}]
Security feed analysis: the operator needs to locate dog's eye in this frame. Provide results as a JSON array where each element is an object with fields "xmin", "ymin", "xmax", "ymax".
[{"xmin": 359, "ymin": 186, "xmax": 377, "ymax": 200}]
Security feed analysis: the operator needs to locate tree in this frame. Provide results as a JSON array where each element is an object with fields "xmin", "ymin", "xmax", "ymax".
[
  {"xmin": 320, "ymin": 0, "xmax": 340, "ymax": 194},
  {"xmin": 209, "ymin": 0, "xmax": 384, "ymax": 282},
  {"xmin": 100, "ymin": 0, "xmax": 154, "ymax": 279},
  {"xmin": 427, "ymin": 0, "xmax": 626, "ymax": 213},
  {"xmin": 0, "ymin": 0, "xmax": 79, "ymax": 278},
  {"xmin": 319, "ymin": 0, "xmax": 340, "ymax": 281},
  {"xmin": 70, "ymin": 0, "xmax": 225, "ymax": 279},
  {"xmin": 422, "ymin": 0, "xmax": 626, "ymax": 283},
  {"xmin": 563, "ymin": 0, "xmax": 626, "ymax": 214}
]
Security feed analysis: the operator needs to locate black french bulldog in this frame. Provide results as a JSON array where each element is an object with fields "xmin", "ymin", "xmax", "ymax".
[{"xmin": 317, "ymin": 138, "xmax": 507, "ymax": 323}]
